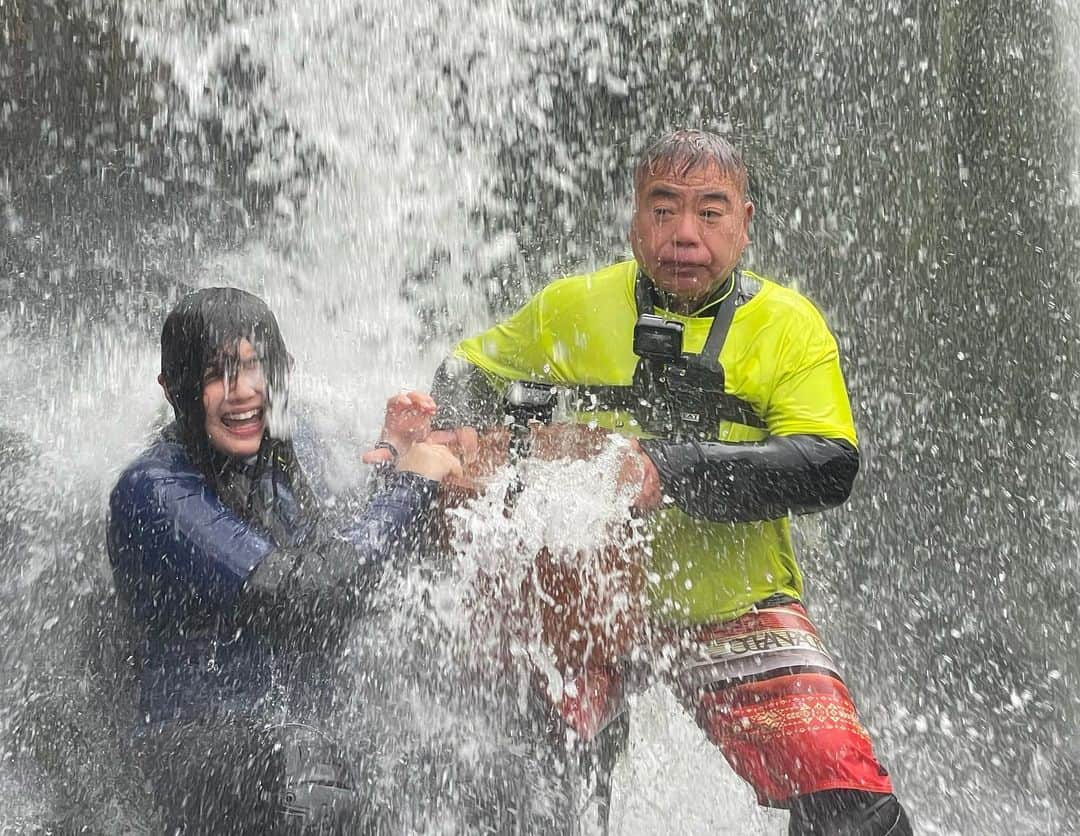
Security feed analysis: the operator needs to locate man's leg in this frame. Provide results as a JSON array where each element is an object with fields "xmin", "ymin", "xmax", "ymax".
[
  {"xmin": 671, "ymin": 603, "xmax": 909, "ymax": 833},
  {"xmin": 788, "ymin": 789, "xmax": 912, "ymax": 836},
  {"xmin": 572, "ymin": 711, "xmax": 631, "ymax": 835},
  {"xmin": 533, "ymin": 665, "xmax": 630, "ymax": 836}
]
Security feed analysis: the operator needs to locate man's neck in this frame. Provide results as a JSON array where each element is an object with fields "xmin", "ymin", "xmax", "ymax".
[{"xmin": 651, "ymin": 272, "xmax": 737, "ymax": 316}]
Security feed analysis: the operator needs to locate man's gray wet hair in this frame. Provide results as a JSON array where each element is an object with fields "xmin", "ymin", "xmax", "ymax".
[{"xmin": 634, "ymin": 129, "xmax": 748, "ymax": 196}]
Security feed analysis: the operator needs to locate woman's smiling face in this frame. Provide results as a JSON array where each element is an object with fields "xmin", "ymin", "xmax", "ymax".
[{"xmin": 201, "ymin": 338, "xmax": 267, "ymax": 458}]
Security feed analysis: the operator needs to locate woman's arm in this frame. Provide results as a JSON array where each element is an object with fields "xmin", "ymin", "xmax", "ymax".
[
  {"xmin": 109, "ymin": 450, "xmax": 439, "ymax": 633},
  {"xmin": 244, "ymin": 393, "xmax": 463, "ymax": 628},
  {"xmin": 243, "ymin": 470, "xmax": 438, "ymax": 612}
]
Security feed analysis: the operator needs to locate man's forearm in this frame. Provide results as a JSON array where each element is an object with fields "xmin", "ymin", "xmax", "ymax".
[
  {"xmin": 431, "ymin": 357, "xmax": 858, "ymax": 523},
  {"xmin": 430, "ymin": 357, "xmax": 506, "ymax": 429},
  {"xmin": 638, "ymin": 434, "xmax": 859, "ymax": 523}
]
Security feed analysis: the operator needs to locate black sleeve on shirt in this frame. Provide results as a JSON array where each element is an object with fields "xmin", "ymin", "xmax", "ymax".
[
  {"xmin": 637, "ymin": 434, "xmax": 859, "ymax": 523},
  {"xmin": 430, "ymin": 357, "xmax": 506, "ymax": 430},
  {"xmin": 241, "ymin": 471, "xmax": 438, "ymax": 636}
]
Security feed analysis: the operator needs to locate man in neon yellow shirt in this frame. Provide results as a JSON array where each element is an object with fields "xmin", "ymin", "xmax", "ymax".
[{"xmin": 433, "ymin": 130, "xmax": 911, "ymax": 835}]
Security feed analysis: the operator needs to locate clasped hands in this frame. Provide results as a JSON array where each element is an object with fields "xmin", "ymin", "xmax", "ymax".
[
  {"xmin": 362, "ymin": 391, "xmax": 661, "ymax": 512},
  {"xmin": 360, "ymin": 392, "xmax": 477, "ymax": 482}
]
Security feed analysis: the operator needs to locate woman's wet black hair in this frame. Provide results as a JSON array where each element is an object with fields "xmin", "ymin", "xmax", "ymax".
[
  {"xmin": 159, "ymin": 288, "xmax": 318, "ymax": 522},
  {"xmin": 160, "ymin": 287, "xmax": 290, "ymax": 450}
]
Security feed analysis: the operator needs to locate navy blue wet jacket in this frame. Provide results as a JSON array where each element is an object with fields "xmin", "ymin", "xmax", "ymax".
[{"xmin": 108, "ymin": 434, "xmax": 437, "ymax": 727}]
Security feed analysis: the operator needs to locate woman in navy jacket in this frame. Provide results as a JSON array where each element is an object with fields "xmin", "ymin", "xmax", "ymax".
[{"xmin": 108, "ymin": 287, "xmax": 462, "ymax": 833}]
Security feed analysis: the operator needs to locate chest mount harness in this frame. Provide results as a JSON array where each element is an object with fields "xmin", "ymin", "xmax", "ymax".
[{"xmin": 503, "ymin": 269, "xmax": 766, "ymax": 442}]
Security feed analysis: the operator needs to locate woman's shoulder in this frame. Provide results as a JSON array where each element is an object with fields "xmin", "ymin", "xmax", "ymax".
[
  {"xmin": 121, "ymin": 432, "xmax": 197, "ymax": 477},
  {"xmin": 111, "ymin": 432, "xmax": 205, "ymax": 512}
]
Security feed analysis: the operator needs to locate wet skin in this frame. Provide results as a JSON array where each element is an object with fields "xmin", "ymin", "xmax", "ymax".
[
  {"xmin": 200, "ymin": 339, "xmax": 267, "ymax": 459},
  {"xmin": 624, "ymin": 163, "xmax": 754, "ymax": 506},
  {"xmin": 629, "ymin": 164, "xmax": 754, "ymax": 313}
]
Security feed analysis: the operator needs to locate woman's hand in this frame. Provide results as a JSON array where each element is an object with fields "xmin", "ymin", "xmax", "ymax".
[
  {"xmin": 362, "ymin": 391, "xmax": 436, "ymax": 466},
  {"xmin": 425, "ymin": 425, "xmax": 479, "ymax": 471},
  {"xmin": 383, "ymin": 391, "xmax": 437, "ymax": 447},
  {"xmin": 361, "ymin": 391, "xmax": 475, "ymax": 481}
]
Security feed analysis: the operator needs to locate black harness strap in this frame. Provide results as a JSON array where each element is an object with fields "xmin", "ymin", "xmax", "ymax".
[
  {"xmin": 568, "ymin": 383, "xmax": 766, "ymax": 431},
  {"xmin": 696, "ymin": 272, "xmax": 739, "ymax": 375}
]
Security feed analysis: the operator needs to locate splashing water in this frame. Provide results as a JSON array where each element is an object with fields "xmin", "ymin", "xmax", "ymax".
[
  {"xmin": 445, "ymin": 439, "xmax": 645, "ymax": 696},
  {"xmin": 450, "ymin": 438, "xmax": 638, "ymax": 558},
  {"xmin": 3, "ymin": 0, "xmax": 1080, "ymax": 832},
  {"xmin": 337, "ymin": 439, "xmax": 783, "ymax": 834},
  {"xmin": 119, "ymin": 0, "xmax": 536, "ymax": 481}
]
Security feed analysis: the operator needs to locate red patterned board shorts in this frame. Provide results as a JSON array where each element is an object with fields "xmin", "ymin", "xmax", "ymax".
[{"xmin": 550, "ymin": 602, "xmax": 894, "ymax": 807}]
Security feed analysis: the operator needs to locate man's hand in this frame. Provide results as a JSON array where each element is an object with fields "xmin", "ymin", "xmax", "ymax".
[
  {"xmin": 618, "ymin": 439, "xmax": 663, "ymax": 512},
  {"xmin": 398, "ymin": 441, "xmax": 464, "ymax": 482}
]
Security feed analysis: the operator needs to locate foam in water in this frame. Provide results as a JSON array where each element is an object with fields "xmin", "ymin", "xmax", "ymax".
[{"xmin": 7, "ymin": 0, "xmax": 1080, "ymax": 831}]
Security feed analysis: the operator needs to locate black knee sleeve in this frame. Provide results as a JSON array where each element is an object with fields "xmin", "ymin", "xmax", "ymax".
[
  {"xmin": 138, "ymin": 719, "xmax": 365, "ymax": 835},
  {"xmin": 273, "ymin": 723, "xmax": 364, "ymax": 833},
  {"xmin": 788, "ymin": 790, "xmax": 912, "ymax": 836}
]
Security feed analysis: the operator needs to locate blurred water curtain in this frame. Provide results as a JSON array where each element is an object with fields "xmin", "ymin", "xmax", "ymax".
[{"xmin": 2, "ymin": 0, "xmax": 1078, "ymax": 833}]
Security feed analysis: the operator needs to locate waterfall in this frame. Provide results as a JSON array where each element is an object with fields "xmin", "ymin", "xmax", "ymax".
[{"xmin": 2, "ymin": 0, "xmax": 1078, "ymax": 832}]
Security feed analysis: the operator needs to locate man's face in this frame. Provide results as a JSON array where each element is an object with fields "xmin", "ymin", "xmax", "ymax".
[
  {"xmin": 629, "ymin": 163, "xmax": 753, "ymax": 306},
  {"xmin": 201, "ymin": 338, "xmax": 267, "ymax": 458}
]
